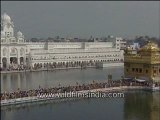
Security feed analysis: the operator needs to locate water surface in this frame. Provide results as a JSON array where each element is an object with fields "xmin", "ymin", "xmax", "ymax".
[
  {"xmin": 1, "ymin": 67, "xmax": 123, "ymax": 92},
  {"xmin": 1, "ymin": 91, "xmax": 160, "ymax": 120}
]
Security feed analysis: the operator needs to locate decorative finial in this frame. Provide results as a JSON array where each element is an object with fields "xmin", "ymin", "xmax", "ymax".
[{"xmin": 148, "ymin": 40, "xmax": 151, "ymax": 43}]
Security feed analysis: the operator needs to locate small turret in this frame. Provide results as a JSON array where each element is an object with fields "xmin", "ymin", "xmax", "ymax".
[
  {"xmin": 17, "ymin": 31, "xmax": 23, "ymax": 37},
  {"xmin": 17, "ymin": 31, "xmax": 24, "ymax": 43},
  {"xmin": 124, "ymin": 46, "xmax": 132, "ymax": 54}
]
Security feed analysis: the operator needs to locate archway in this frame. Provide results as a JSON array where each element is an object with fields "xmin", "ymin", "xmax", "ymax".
[
  {"xmin": 20, "ymin": 57, "xmax": 24, "ymax": 64},
  {"xmin": 34, "ymin": 63, "xmax": 37, "ymax": 68},
  {"xmin": 10, "ymin": 57, "xmax": 17, "ymax": 64},
  {"xmin": 40, "ymin": 63, "xmax": 42, "ymax": 68},
  {"xmin": 44, "ymin": 63, "xmax": 46, "ymax": 68},
  {"xmin": 2, "ymin": 57, "xmax": 7, "ymax": 69}
]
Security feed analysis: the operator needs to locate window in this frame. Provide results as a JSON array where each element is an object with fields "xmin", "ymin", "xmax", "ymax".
[
  {"xmin": 10, "ymin": 48, "xmax": 17, "ymax": 55},
  {"xmin": 154, "ymin": 70, "xmax": 156, "ymax": 74},
  {"xmin": 132, "ymin": 68, "xmax": 135, "ymax": 72},
  {"xmin": 126, "ymin": 69, "xmax": 129, "ymax": 72},
  {"xmin": 20, "ymin": 48, "xmax": 25, "ymax": 56},
  {"xmin": 3, "ymin": 48, "xmax": 7, "ymax": 56},
  {"xmin": 139, "ymin": 68, "xmax": 142, "ymax": 73},
  {"xmin": 7, "ymin": 32, "xmax": 10, "ymax": 37},
  {"xmin": 146, "ymin": 70, "xmax": 148, "ymax": 73}
]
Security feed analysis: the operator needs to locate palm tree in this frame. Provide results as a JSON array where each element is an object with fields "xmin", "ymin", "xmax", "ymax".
[
  {"xmin": 92, "ymin": 80, "xmax": 95, "ymax": 84},
  {"xmin": 107, "ymin": 74, "xmax": 112, "ymax": 86},
  {"xmin": 108, "ymin": 74, "xmax": 112, "ymax": 81},
  {"xmin": 76, "ymin": 82, "xmax": 79, "ymax": 86},
  {"xmin": 58, "ymin": 83, "xmax": 61, "ymax": 88}
]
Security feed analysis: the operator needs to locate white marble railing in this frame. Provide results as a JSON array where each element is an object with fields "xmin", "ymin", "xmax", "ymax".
[{"xmin": 31, "ymin": 48, "xmax": 120, "ymax": 54}]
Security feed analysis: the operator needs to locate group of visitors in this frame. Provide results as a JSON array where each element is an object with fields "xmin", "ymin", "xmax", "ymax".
[
  {"xmin": 33, "ymin": 61, "xmax": 97, "ymax": 70},
  {"xmin": 0, "ymin": 61, "xmax": 99, "ymax": 71},
  {"xmin": 0, "ymin": 64, "xmax": 31, "ymax": 71},
  {"xmin": 1, "ymin": 79, "xmax": 159, "ymax": 100}
]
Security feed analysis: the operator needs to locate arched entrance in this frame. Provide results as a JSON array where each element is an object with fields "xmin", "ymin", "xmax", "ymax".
[
  {"xmin": 2, "ymin": 57, "xmax": 7, "ymax": 69},
  {"xmin": 34, "ymin": 63, "xmax": 37, "ymax": 68},
  {"xmin": 26, "ymin": 58, "xmax": 29, "ymax": 65},
  {"xmin": 10, "ymin": 57, "xmax": 18, "ymax": 64},
  {"xmin": 20, "ymin": 57, "xmax": 24, "ymax": 64}
]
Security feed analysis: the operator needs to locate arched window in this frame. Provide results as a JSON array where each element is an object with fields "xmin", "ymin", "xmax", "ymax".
[
  {"xmin": 20, "ymin": 48, "xmax": 25, "ymax": 56},
  {"xmin": 10, "ymin": 48, "xmax": 18, "ymax": 55},
  {"xmin": 3, "ymin": 48, "xmax": 7, "ymax": 56}
]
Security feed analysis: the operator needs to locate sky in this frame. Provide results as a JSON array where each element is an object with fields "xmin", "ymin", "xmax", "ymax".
[{"xmin": 1, "ymin": 1, "xmax": 160, "ymax": 40}]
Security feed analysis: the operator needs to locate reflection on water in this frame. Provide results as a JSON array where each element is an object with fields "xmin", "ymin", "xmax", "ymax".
[
  {"xmin": 1, "ymin": 91, "xmax": 159, "ymax": 120},
  {"xmin": 1, "ymin": 98, "xmax": 124, "ymax": 120},
  {"xmin": 124, "ymin": 91, "xmax": 160, "ymax": 120},
  {"xmin": 1, "ymin": 67, "xmax": 159, "ymax": 120},
  {"xmin": 1, "ymin": 67, "xmax": 124, "ymax": 92}
]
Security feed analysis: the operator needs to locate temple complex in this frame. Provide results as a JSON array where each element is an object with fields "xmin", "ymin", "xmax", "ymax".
[
  {"xmin": 124, "ymin": 41, "xmax": 160, "ymax": 82},
  {"xmin": 1, "ymin": 13, "xmax": 125, "ymax": 70}
]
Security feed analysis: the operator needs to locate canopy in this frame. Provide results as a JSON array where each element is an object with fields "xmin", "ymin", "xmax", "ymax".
[
  {"xmin": 135, "ymin": 78, "xmax": 146, "ymax": 82},
  {"xmin": 123, "ymin": 77, "xmax": 133, "ymax": 81}
]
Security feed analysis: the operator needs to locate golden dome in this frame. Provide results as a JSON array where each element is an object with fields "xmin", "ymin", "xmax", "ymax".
[
  {"xmin": 127, "ymin": 46, "xmax": 132, "ymax": 51},
  {"xmin": 139, "ymin": 41, "xmax": 159, "ymax": 52}
]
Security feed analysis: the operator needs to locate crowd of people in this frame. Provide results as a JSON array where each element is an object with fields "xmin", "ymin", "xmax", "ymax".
[
  {"xmin": 32, "ymin": 61, "xmax": 97, "ymax": 70},
  {"xmin": 1, "ymin": 60, "xmax": 123, "ymax": 71},
  {"xmin": 0, "ymin": 63, "xmax": 31, "ymax": 71},
  {"xmin": 1, "ymin": 79, "xmax": 159, "ymax": 100},
  {"xmin": 0, "ymin": 61, "xmax": 99, "ymax": 71}
]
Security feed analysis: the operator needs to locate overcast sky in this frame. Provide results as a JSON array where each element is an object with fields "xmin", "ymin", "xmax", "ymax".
[{"xmin": 1, "ymin": 1, "xmax": 160, "ymax": 39}]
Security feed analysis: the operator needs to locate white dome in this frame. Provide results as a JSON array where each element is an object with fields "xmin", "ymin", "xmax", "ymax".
[
  {"xmin": 1, "ymin": 31, "xmax": 5, "ymax": 37},
  {"xmin": 17, "ymin": 31, "xmax": 23, "ymax": 37},
  {"xmin": 2, "ymin": 13, "xmax": 11, "ymax": 23}
]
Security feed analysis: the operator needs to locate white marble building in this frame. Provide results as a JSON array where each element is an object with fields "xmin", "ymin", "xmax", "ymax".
[{"xmin": 1, "ymin": 13, "xmax": 124, "ymax": 69}]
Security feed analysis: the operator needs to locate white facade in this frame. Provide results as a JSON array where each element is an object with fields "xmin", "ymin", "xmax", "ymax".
[
  {"xmin": 116, "ymin": 37, "xmax": 127, "ymax": 50},
  {"xmin": 0, "ymin": 13, "xmax": 124, "ymax": 69},
  {"xmin": 128, "ymin": 43, "xmax": 140, "ymax": 50}
]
